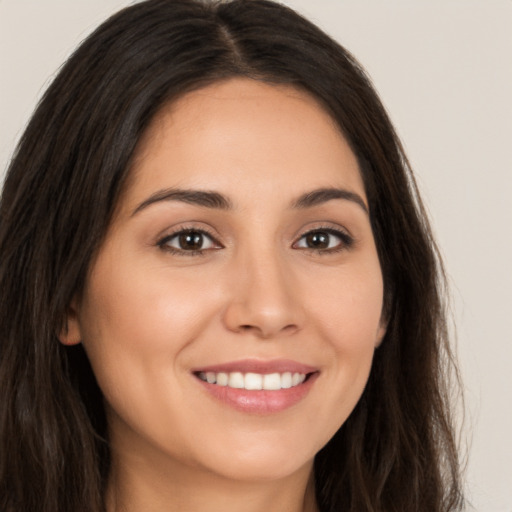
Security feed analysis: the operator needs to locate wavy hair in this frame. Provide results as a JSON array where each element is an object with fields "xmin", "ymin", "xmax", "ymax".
[{"xmin": 0, "ymin": 1, "xmax": 463, "ymax": 510}]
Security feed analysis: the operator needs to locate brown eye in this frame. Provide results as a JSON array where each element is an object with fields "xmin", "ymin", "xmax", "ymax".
[
  {"xmin": 304, "ymin": 231, "xmax": 330, "ymax": 249},
  {"xmin": 159, "ymin": 229, "xmax": 218, "ymax": 253},
  {"xmin": 178, "ymin": 232, "xmax": 204, "ymax": 250},
  {"xmin": 294, "ymin": 228, "xmax": 353, "ymax": 252}
]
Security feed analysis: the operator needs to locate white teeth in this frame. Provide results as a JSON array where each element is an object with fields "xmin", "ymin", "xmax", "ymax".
[
  {"xmin": 197, "ymin": 371, "xmax": 308, "ymax": 390},
  {"xmin": 263, "ymin": 373, "xmax": 281, "ymax": 390},
  {"xmin": 244, "ymin": 373, "xmax": 263, "ymax": 390},
  {"xmin": 216, "ymin": 372, "xmax": 228, "ymax": 386},
  {"xmin": 228, "ymin": 372, "xmax": 244, "ymax": 389},
  {"xmin": 281, "ymin": 372, "xmax": 292, "ymax": 389}
]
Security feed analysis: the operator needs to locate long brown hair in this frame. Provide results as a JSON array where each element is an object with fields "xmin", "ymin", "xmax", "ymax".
[{"xmin": 0, "ymin": 1, "xmax": 464, "ymax": 510}]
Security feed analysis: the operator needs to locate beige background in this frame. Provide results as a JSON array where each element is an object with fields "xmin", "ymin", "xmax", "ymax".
[{"xmin": 1, "ymin": 1, "xmax": 511, "ymax": 511}]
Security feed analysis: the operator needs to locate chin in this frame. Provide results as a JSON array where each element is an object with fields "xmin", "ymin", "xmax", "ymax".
[
  {"xmin": 203, "ymin": 453, "xmax": 314, "ymax": 483},
  {"xmin": 185, "ymin": 428, "xmax": 326, "ymax": 483}
]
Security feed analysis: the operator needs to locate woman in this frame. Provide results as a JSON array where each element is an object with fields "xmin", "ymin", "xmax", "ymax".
[{"xmin": 0, "ymin": 1, "xmax": 464, "ymax": 511}]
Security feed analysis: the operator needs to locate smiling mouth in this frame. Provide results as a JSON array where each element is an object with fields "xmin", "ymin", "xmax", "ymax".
[
  {"xmin": 195, "ymin": 371, "xmax": 309, "ymax": 391},
  {"xmin": 192, "ymin": 362, "xmax": 319, "ymax": 413}
]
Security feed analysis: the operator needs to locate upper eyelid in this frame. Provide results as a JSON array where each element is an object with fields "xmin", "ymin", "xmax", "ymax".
[
  {"xmin": 157, "ymin": 224, "xmax": 221, "ymax": 243},
  {"xmin": 295, "ymin": 227, "xmax": 353, "ymax": 244},
  {"xmin": 160, "ymin": 229, "xmax": 215, "ymax": 243},
  {"xmin": 296, "ymin": 223, "xmax": 353, "ymax": 240}
]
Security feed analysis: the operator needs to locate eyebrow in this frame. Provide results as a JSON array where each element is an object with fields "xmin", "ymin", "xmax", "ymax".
[
  {"xmin": 131, "ymin": 186, "xmax": 368, "ymax": 216},
  {"xmin": 291, "ymin": 187, "xmax": 368, "ymax": 214},
  {"xmin": 132, "ymin": 188, "xmax": 233, "ymax": 216}
]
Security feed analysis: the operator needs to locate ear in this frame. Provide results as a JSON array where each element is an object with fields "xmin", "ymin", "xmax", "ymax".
[
  {"xmin": 58, "ymin": 297, "xmax": 82, "ymax": 346},
  {"xmin": 375, "ymin": 319, "xmax": 387, "ymax": 348}
]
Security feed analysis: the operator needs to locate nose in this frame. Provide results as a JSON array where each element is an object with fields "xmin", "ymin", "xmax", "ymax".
[{"xmin": 222, "ymin": 249, "xmax": 303, "ymax": 339}]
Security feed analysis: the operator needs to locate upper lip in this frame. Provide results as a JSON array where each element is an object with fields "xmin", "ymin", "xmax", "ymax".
[{"xmin": 192, "ymin": 359, "xmax": 318, "ymax": 375}]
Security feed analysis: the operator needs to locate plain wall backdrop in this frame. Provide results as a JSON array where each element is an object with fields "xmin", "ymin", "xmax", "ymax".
[{"xmin": 1, "ymin": 1, "xmax": 511, "ymax": 511}]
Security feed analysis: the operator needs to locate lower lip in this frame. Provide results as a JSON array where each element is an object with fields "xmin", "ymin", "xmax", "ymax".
[{"xmin": 195, "ymin": 373, "xmax": 318, "ymax": 414}]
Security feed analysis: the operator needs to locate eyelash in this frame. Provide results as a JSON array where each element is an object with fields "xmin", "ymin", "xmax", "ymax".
[
  {"xmin": 293, "ymin": 226, "xmax": 354, "ymax": 254},
  {"xmin": 156, "ymin": 225, "xmax": 354, "ymax": 256},
  {"xmin": 157, "ymin": 227, "xmax": 221, "ymax": 256}
]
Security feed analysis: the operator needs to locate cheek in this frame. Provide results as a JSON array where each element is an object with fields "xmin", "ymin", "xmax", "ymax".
[
  {"xmin": 76, "ymin": 257, "xmax": 223, "ymax": 417},
  {"xmin": 80, "ymin": 258, "xmax": 219, "ymax": 352},
  {"xmin": 309, "ymin": 262, "xmax": 384, "ymax": 346},
  {"xmin": 305, "ymin": 261, "xmax": 384, "ymax": 401},
  {"xmin": 76, "ymin": 259, "xmax": 224, "ymax": 442}
]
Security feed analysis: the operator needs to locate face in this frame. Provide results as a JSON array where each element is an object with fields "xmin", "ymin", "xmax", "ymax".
[{"xmin": 64, "ymin": 78, "xmax": 386, "ymax": 484}]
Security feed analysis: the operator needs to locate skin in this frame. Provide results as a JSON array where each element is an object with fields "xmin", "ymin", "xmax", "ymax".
[{"xmin": 62, "ymin": 78, "xmax": 386, "ymax": 512}]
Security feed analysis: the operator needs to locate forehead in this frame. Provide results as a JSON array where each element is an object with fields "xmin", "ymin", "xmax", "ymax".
[{"xmin": 124, "ymin": 78, "xmax": 365, "ymax": 211}]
